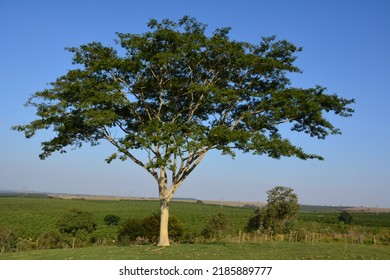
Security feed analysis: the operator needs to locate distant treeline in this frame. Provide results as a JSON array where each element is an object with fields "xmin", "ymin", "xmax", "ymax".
[
  {"xmin": 0, "ymin": 191, "xmax": 352, "ymax": 211},
  {"xmin": 299, "ymin": 205, "xmax": 350, "ymax": 212},
  {"xmin": 0, "ymin": 191, "xmax": 49, "ymax": 198}
]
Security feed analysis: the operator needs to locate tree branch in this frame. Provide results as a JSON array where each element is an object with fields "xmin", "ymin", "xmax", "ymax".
[
  {"xmin": 173, "ymin": 148, "xmax": 208, "ymax": 186},
  {"xmin": 167, "ymin": 149, "xmax": 208, "ymax": 200},
  {"xmin": 101, "ymin": 127, "xmax": 158, "ymax": 180}
]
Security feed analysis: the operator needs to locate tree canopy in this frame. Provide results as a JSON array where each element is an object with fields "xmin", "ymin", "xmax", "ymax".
[
  {"xmin": 246, "ymin": 186, "xmax": 300, "ymax": 233},
  {"xmin": 13, "ymin": 16, "xmax": 354, "ymax": 246}
]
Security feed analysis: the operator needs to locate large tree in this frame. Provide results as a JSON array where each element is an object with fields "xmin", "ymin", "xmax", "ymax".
[{"xmin": 13, "ymin": 16, "xmax": 354, "ymax": 246}]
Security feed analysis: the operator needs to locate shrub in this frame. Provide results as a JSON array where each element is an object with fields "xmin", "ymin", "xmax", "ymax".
[
  {"xmin": 338, "ymin": 211, "xmax": 353, "ymax": 225},
  {"xmin": 56, "ymin": 209, "xmax": 97, "ymax": 236},
  {"xmin": 377, "ymin": 228, "xmax": 390, "ymax": 245},
  {"xmin": 0, "ymin": 227, "xmax": 18, "ymax": 253},
  {"xmin": 56, "ymin": 209, "xmax": 97, "ymax": 248},
  {"xmin": 118, "ymin": 218, "xmax": 147, "ymax": 244},
  {"xmin": 104, "ymin": 214, "xmax": 121, "ymax": 226},
  {"xmin": 201, "ymin": 212, "xmax": 231, "ymax": 240},
  {"xmin": 246, "ymin": 208, "xmax": 264, "ymax": 232},
  {"xmin": 17, "ymin": 237, "xmax": 38, "ymax": 251},
  {"xmin": 39, "ymin": 231, "xmax": 70, "ymax": 249},
  {"xmin": 118, "ymin": 213, "xmax": 184, "ymax": 245}
]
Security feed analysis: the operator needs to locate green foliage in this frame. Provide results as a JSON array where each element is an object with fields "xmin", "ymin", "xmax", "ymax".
[
  {"xmin": 377, "ymin": 228, "xmax": 390, "ymax": 245},
  {"xmin": 266, "ymin": 186, "xmax": 299, "ymax": 214},
  {"xmin": 117, "ymin": 218, "xmax": 145, "ymax": 244},
  {"xmin": 247, "ymin": 186, "xmax": 299, "ymax": 233},
  {"xmin": 338, "ymin": 211, "xmax": 353, "ymax": 224},
  {"xmin": 104, "ymin": 214, "xmax": 120, "ymax": 226},
  {"xmin": 13, "ymin": 16, "xmax": 354, "ymax": 190},
  {"xmin": 201, "ymin": 213, "xmax": 231, "ymax": 240},
  {"xmin": 246, "ymin": 208, "xmax": 264, "ymax": 232},
  {"xmin": 118, "ymin": 213, "xmax": 184, "ymax": 245},
  {"xmin": 0, "ymin": 227, "xmax": 18, "ymax": 253},
  {"xmin": 56, "ymin": 209, "xmax": 97, "ymax": 237},
  {"xmin": 39, "ymin": 231, "xmax": 70, "ymax": 249}
]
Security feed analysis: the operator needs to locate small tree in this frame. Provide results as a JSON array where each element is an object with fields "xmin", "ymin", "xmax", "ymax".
[
  {"xmin": 201, "ymin": 212, "xmax": 231, "ymax": 240},
  {"xmin": 247, "ymin": 186, "xmax": 299, "ymax": 233},
  {"xmin": 13, "ymin": 16, "xmax": 354, "ymax": 246},
  {"xmin": 56, "ymin": 209, "xmax": 97, "ymax": 248},
  {"xmin": 338, "ymin": 210, "xmax": 353, "ymax": 225}
]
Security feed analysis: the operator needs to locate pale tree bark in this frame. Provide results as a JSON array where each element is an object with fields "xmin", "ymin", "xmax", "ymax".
[
  {"xmin": 156, "ymin": 150, "xmax": 208, "ymax": 246},
  {"xmin": 157, "ymin": 182, "xmax": 182, "ymax": 246},
  {"xmin": 158, "ymin": 199, "xmax": 170, "ymax": 246},
  {"xmin": 157, "ymin": 168, "xmax": 171, "ymax": 247},
  {"xmin": 157, "ymin": 170, "xmax": 181, "ymax": 246}
]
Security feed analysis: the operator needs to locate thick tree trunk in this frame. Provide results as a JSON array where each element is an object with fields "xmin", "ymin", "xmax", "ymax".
[{"xmin": 158, "ymin": 199, "xmax": 170, "ymax": 246}]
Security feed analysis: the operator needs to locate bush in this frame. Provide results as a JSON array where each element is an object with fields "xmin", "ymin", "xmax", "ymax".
[
  {"xmin": 17, "ymin": 237, "xmax": 38, "ymax": 251},
  {"xmin": 104, "ymin": 215, "xmax": 121, "ymax": 226},
  {"xmin": 338, "ymin": 211, "xmax": 353, "ymax": 225},
  {"xmin": 118, "ymin": 213, "xmax": 184, "ymax": 245},
  {"xmin": 56, "ymin": 209, "xmax": 97, "ymax": 248},
  {"xmin": 39, "ymin": 231, "xmax": 70, "ymax": 249},
  {"xmin": 377, "ymin": 228, "xmax": 390, "ymax": 245},
  {"xmin": 56, "ymin": 209, "xmax": 97, "ymax": 236},
  {"xmin": 118, "ymin": 218, "xmax": 147, "ymax": 244},
  {"xmin": 246, "ymin": 208, "xmax": 264, "ymax": 232},
  {"xmin": 0, "ymin": 227, "xmax": 18, "ymax": 253},
  {"xmin": 201, "ymin": 212, "xmax": 231, "ymax": 240}
]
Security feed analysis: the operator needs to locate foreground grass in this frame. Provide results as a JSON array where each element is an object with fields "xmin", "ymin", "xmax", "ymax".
[{"xmin": 1, "ymin": 242, "xmax": 389, "ymax": 260}]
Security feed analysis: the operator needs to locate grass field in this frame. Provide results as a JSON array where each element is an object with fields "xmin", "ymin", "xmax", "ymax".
[
  {"xmin": 1, "ymin": 242, "xmax": 389, "ymax": 260},
  {"xmin": 0, "ymin": 197, "xmax": 389, "ymax": 260}
]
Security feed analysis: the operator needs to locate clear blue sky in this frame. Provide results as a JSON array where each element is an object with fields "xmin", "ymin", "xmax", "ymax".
[{"xmin": 1, "ymin": 0, "xmax": 389, "ymax": 207}]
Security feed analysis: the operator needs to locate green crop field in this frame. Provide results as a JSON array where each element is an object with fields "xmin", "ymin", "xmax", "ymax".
[
  {"xmin": 0, "ymin": 197, "xmax": 389, "ymax": 260},
  {"xmin": 0, "ymin": 197, "xmax": 253, "ymax": 239}
]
